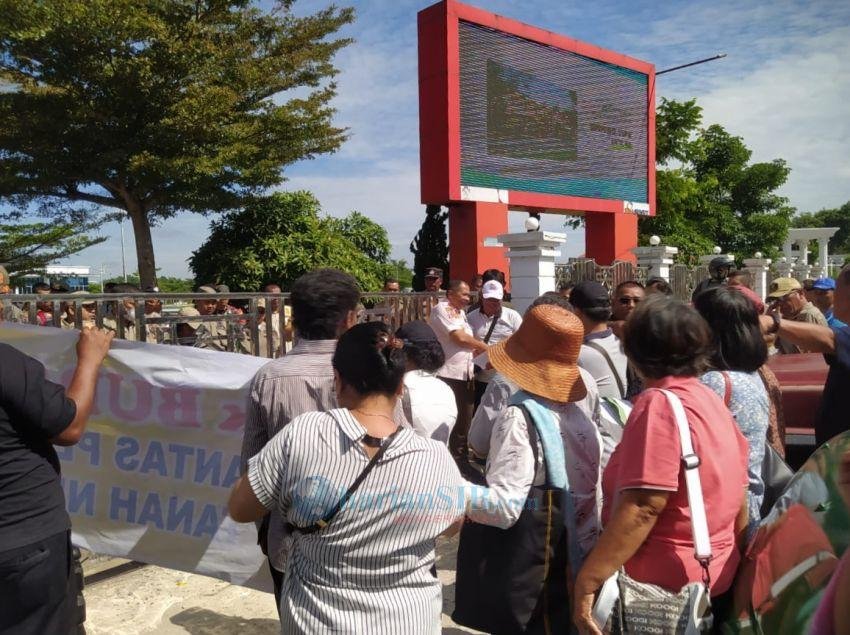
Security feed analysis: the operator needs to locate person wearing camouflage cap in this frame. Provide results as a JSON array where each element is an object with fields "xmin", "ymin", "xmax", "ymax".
[{"xmin": 767, "ymin": 277, "xmax": 828, "ymax": 354}]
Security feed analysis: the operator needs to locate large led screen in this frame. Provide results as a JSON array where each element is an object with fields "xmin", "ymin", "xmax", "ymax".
[{"xmin": 459, "ymin": 21, "xmax": 649, "ymax": 204}]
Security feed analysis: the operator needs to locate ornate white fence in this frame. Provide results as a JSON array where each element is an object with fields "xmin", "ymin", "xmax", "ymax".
[{"xmin": 554, "ymin": 258, "xmax": 822, "ymax": 303}]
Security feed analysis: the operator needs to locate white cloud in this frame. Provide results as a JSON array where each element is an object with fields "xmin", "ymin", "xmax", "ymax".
[
  {"xmin": 65, "ymin": 0, "xmax": 849, "ymax": 277},
  {"xmin": 667, "ymin": 24, "xmax": 850, "ymax": 213}
]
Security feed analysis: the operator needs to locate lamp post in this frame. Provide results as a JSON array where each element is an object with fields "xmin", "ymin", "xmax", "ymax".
[{"xmin": 656, "ymin": 53, "xmax": 727, "ymax": 76}]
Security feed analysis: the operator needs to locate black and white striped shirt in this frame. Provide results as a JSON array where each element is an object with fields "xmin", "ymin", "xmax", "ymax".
[{"xmin": 248, "ymin": 408, "xmax": 468, "ymax": 634}]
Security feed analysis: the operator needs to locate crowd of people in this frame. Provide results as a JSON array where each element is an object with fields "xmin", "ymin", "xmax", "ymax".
[
  {"xmin": 1, "ymin": 260, "xmax": 849, "ymax": 634},
  {"xmin": 0, "ymin": 268, "xmax": 295, "ymax": 355}
]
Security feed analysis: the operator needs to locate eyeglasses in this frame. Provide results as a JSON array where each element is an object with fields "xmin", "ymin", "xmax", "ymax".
[
  {"xmin": 618, "ymin": 296, "xmax": 642, "ymax": 305},
  {"xmin": 81, "ymin": 303, "xmax": 96, "ymax": 311}
]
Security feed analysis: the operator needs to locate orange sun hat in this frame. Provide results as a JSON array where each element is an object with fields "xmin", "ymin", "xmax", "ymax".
[{"xmin": 488, "ymin": 304, "xmax": 587, "ymax": 403}]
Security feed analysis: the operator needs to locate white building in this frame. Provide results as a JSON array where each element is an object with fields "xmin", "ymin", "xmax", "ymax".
[{"xmin": 19, "ymin": 265, "xmax": 92, "ymax": 292}]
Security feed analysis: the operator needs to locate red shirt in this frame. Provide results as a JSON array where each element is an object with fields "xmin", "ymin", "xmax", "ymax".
[{"xmin": 602, "ymin": 376, "xmax": 749, "ymax": 595}]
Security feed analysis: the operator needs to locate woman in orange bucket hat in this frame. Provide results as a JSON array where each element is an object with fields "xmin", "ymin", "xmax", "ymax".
[{"xmin": 453, "ymin": 303, "xmax": 603, "ymax": 634}]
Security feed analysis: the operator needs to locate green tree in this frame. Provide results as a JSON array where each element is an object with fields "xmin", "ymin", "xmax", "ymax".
[
  {"xmin": 326, "ymin": 211, "xmax": 391, "ymax": 262},
  {"xmin": 387, "ymin": 260, "xmax": 415, "ymax": 289},
  {"xmin": 0, "ymin": 0, "xmax": 354, "ymax": 289},
  {"xmin": 640, "ymin": 98, "xmax": 793, "ymax": 260},
  {"xmin": 157, "ymin": 276, "xmax": 196, "ymax": 293},
  {"xmin": 409, "ymin": 205, "xmax": 449, "ymax": 291},
  {"xmin": 189, "ymin": 191, "xmax": 395, "ymax": 291},
  {"xmin": 793, "ymin": 202, "xmax": 850, "ymax": 259},
  {"xmin": 0, "ymin": 221, "xmax": 105, "ymax": 275},
  {"xmin": 95, "ymin": 274, "xmax": 194, "ymax": 292}
]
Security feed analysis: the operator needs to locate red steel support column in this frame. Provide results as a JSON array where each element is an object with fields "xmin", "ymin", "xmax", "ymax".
[
  {"xmin": 585, "ymin": 212, "xmax": 638, "ymax": 264},
  {"xmin": 448, "ymin": 201, "xmax": 510, "ymax": 283}
]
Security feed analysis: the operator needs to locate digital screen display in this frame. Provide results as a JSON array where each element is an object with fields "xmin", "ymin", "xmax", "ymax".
[{"xmin": 459, "ymin": 21, "xmax": 649, "ymax": 204}]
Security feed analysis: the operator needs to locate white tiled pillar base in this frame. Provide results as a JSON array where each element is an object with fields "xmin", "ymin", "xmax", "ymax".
[{"xmin": 498, "ymin": 231, "xmax": 566, "ymax": 315}]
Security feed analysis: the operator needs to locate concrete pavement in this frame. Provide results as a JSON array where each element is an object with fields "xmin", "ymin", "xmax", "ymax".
[{"xmin": 81, "ymin": 536, "xmax": 482, "ymax": 634}]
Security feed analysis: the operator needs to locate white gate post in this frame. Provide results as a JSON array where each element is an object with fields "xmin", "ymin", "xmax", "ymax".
[
  {"xmin": 742, "ymin": 254, "xmax": 772, "ymax": 300},
  {"xmin": 773, "ymin": 257, "xmax": 794, "ymax": 279},
  {"xmin": 700, "ymin": 247, "xmax": 735, "ymax": 268},
  {"xmin": 632, "ymin": 240, "xmax": 678, "ymax": 281},
  {"xmin": 499, "ymin": 231, "xmax": 566, "ymax": 315}
]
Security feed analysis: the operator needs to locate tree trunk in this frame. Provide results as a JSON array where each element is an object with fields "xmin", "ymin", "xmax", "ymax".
[{"xmin": 126, "ymin": 201, "xmax": 158, "ymax": 290}]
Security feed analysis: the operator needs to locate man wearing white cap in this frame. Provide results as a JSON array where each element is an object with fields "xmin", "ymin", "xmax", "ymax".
[{"xmin": 467, "ymin": 280, "xmax": 522, "ymax": 407}]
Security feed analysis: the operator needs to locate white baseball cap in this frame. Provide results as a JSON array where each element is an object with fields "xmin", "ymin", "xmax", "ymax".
[{"xmin": 481, "ymin": 280, "xmax": 504, "ymax": 300}]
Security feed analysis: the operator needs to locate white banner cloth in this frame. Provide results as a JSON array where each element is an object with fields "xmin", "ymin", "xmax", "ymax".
[{"xmin": 1, "ymin": 324, "xmax": 273, "ymax": 590}]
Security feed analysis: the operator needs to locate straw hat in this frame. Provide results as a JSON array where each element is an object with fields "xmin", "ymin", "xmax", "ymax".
[{"xmin": 488, "ymin": 304, "xmax": 586, "ymax": 403}]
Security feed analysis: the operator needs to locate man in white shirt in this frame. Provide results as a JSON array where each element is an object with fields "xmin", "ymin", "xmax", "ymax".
[
  {"xmin": 572, "ymin": 281, "xmax": 629, "ymax": 399},
  {"xmin": 428, "ymin": 280, "xmax": 487, "ymax": 465},
  {"xmin": 467, "ymin": 280, "xmax": 522, "ymax": 407}
]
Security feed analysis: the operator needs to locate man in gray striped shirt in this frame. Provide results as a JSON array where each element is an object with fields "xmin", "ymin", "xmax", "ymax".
[{"xmin": 240, "ymin": 268, "xmax": 360, "ymax": 609}]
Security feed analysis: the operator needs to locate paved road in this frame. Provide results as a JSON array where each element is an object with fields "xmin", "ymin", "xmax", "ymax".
[{"xmin": 81, "ymin": 536, "xmax": 482, "ymax": 634}]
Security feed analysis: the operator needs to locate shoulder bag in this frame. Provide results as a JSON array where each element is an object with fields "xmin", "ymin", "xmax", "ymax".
[
  {"xmin": 285, "ymin": 428, "xmax": 400, "ymax": 535},
  {"xmin": 482, "ymin": 309, "xmax": 501, "ymax": 345},
  {"xmin": 585, "ymin": 340, "xmax": 626, "ymax": 399},
  {"xmin": 452, "ymin": 401, "xmax": 572, "ymax": 634},
  {"xmin": 473, "ymin": 310, "xmax": 501, "ymax": 378},
  {"xmin": 592, "ymin": 389, "xmax": 714, "ymax": 634}
]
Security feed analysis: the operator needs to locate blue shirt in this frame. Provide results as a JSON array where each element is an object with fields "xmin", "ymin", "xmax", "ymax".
[{"xmin": 825, "ymin": 309, "xmax": 848, "ymax": 330}]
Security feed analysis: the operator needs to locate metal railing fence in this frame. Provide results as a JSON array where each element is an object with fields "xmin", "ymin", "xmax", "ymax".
[{"xmin": 0, "ymin": 291, "xmax": 443, "ymax": 358}]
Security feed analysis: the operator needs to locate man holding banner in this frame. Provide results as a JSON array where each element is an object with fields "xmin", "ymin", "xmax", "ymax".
[{"xmin": 0, "ymin": 325, "xmax": 113, "ymax": 634}]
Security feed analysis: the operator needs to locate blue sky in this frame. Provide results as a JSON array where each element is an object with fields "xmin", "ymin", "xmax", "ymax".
[{"xmin": 64, "ymin": 0, "xmax": 850, "ymax": 281}]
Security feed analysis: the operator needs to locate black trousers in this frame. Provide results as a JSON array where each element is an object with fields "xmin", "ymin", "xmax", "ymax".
[
  {"xmin": 442, "ymin": 376, "xmax": 476, "ymax": 466},
  {"xmin": 0, "ymin": 530, "xmax": 77, "ymax": 635},
  {"xmin": 474, "ymin": 379, "xmax": 489, "ymax": 411}
]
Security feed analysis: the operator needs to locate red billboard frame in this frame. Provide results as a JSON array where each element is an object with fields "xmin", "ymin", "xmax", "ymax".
[{"xmin": 418, "ymin": 0, "xmax": 656, "ymax": 217}]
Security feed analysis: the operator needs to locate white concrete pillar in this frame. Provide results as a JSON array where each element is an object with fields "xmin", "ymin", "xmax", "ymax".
[
  {"xmin": 818, "ymin": 240, "xmax": 829, "ymax": 272},
  {"xmin": 782, "ymin": 239, "xmax": 795, "ymax": 262},
  {"xmin": 798, "ymin": 240, "xmax": 810, "ymax": 266},
  {"xmin": 700, "ymin": 251, "xmax": 735, "ymax": 267},
  {"xmin": 632, "ymin": 245, "xmax": 678, "ymax": 280},
  {"xmin": 829, "ymin": 255, "xmax": 847, "ymax": 278},
  {"xmin": 498, "ymin": 230, "xmax": 566, "ymax": 315},
  {"xmin": 742, "ymin": 256, "xmax": 772, "ymax": 300}
]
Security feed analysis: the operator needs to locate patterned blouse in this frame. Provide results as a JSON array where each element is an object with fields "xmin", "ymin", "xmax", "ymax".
[{"xmin": 701, "ymin": 370, "xmax": 770, "ymax": 533}]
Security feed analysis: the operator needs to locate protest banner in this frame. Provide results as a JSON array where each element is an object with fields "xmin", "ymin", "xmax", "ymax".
[{"xmin": 0, "ymin": 324, "xmax": 273, "ymax": 590}]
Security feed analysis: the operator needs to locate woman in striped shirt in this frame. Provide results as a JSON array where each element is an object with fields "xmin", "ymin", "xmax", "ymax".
[{"xmin": 228, "ymin": 322, "xmax": 468, "ymax": 634}]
